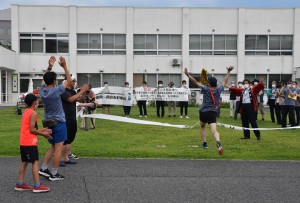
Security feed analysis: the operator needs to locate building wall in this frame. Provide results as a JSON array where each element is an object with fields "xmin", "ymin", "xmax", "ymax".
[{"xmin": 9, "ymin": 5, "xmax": 300, "ymax": 92}]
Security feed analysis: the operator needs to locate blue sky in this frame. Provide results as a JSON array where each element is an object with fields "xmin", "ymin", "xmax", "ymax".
[{"xmin": 1, "ymin": 0, "xmax": 300, "ymax": 10}]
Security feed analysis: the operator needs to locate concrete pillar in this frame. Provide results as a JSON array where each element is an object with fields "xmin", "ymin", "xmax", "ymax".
[
  {"xmin": 237, "ymin": 8, "xmax": 246, "ymax": 82},
  {"xmin": 69, "ymin": 6, "xmax": 77, "ymax": 76},
  {"xmin": 126, "ymin": 7, "xmax": 134, "ymax": 86},
  {"xmin": 182, "ymin": 8, "xmax": 190, "ymax": 84}
]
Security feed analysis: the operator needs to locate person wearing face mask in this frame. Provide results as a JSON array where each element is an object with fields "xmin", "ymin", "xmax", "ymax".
[
  {"xmin": 137, "ymin": 81, "xmax": 148, "ymax": 118},
  {"xmin": 156, "ymin": 80, "xmax": 165, "ymax": 117},
  {"xmin": 234, "ymin": 81, "xmax": 243, "ymax": 120},
  {"xmin": 293, "ymin": 81, "xmax": 300, "ymax": 126},
  {"xmin": 229, "ymin": 77, "xmax": 265, "ymax": 140},
  {"xmin": 180, "ymin": 80, "xmax": 191, "ymax": 118},
  {"xmin": 253, "ymin": 79, "xmax": 265, "ymax": 121},
  {"xmin": 275, "ymin": 81, "xmax": 284, "ymax": 125},
  {"xmin": 266, "ymin": 81, "xmax": 277, "ymax": 123},
  {"xmin": 102, "ymin": 82, "xmax": 111, "ymax": 114},
  {"xmin": 184, "ymin": 66, "xmax": 234, "ymax": 155},
  {"xmin": 123, "ymin": 82, "xmax": 133, "ymax": 118},
  {"xmin": 229, "ymin": 81, "xmax": 237, "ymax": 118},
  {"xmin": 280, "ymin": 81, "xmax": 297, "ymax": 128}
]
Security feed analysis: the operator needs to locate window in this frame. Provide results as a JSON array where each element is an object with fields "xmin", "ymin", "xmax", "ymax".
[
  {"xmin": 77, "ymin": 34, "xmax": 126, "ymax": 55},
  {"xmin": 245, "ymin": 35, "xmax": 293, "ymax": 55},
  {"xmin": 134, "ymin": 34, "xmax": 182, "ymax": 55},
  {"xmin": 189, "ymin": 35, "xmax": 237, "ymax": 55},
  {"xmin": 19, "ymin": 33, "xmax": 69, "ymax": 54}
]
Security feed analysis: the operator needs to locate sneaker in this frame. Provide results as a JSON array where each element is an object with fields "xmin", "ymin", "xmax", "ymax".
[
  {"xmin": 144, "ymin": 115, "xmax": 147, "ymax": 118},
  {"xmin": 218, "ymin": 147, "xmax": 224, "ymax": 155},
  {"xmin": 49, "ymin": 173, "xmax": 65, "ymax": 181},
  {"xmin": 68, "ymin": 153, "xmax": 79, "ymax": 160},
  {"xmin": 180, "ymin": 116, "xmax": 182, "ymax": 118},
  {"xmin": 201, "ymin": 143, "xmax": 208, "ymax": 149},
  {"xmin": 39, "ymin": 168, "xmax": 52, "ymax": 178},
  {"xmin": 63, "ymin": 160, "xmax": 77, "ymax": 164},
  {"xmin": 33, "ymin": 183, "xmax": 50, "ymax": 193},
  {"xmin": 15, "ymin": 183, "xmax": 33, "ymax": 191},
  {"xmin": 139, "ymin": 115, "xmax": 142, "ymax": 117},
  {"xmin": 59, "ymin": 161, "xmax": 66, "ymax": 167},
  {"xmin": 186, "ymin": 116, "xmax": 189, "ymax": 119}
]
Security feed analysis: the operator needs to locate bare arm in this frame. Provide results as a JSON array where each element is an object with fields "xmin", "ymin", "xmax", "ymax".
[
  {"xmin": 184, "ymin": 68, "xmax": 201, "ymax": 87},
  {"xmin": 67, "ymin": 84, "xmax": 90, "ymax": 103},
  {"xmin": 29, "ymin": 111, "xmax": 52, "ymax": 139},
  {"xmin": 42, "ymin": 56, "xmax": 56, "ymax": 85},
  {"xmin": 58, "ymin": 56, "xmax": 72, "ymax": 89},
  {"xmin": 222, "ymin": 66, "xmax": 234, "ymax": 87}
]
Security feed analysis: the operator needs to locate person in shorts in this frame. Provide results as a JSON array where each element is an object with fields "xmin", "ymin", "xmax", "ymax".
[
  {"xmin": 184, "ymin": 66, "xmax": 233, "ymax": 155},
  {"xmin": 38, "ymin": 56, "xmax": 73, "ymax": 181},
  {"xmin": 15, "ymin": 93, "xmax": 52, "ymax": 193}
]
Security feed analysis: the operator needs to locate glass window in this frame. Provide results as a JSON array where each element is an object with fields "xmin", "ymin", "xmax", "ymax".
[
  {"xmin": 256, "ymin": 35, "xmax": 267, "ymax": 50},
  {"xmin": 226, "ymin": 35, "xmax": 237, "ymax": 50},
  {"xmin": 214, "ymin": 35, "xmax": 225, "ymax": 50},
  {"xmin": 102, "ymin": 74, "xmax": 115, "ymax": 86},
  {"xmin": 32, "ymin": 39, "xmax": 43, "ymax": 53},
  {"xmin": 146, "ymin": 74, "xmax": 156, "ymax": 87},
  {"xmin": 189, "ymin": 35, "xmax": 200, "ymax": 50},
  {"xmin": 169, "ymin": 74, "xmax": 181, "ymax": 87},
  {"xmin": 170, "ymin": 35, "xmax": 181, "ymax": 49},
  {"xmin": 134, "ymin": 35, "xmax": 145, "ymax": 49},
  {"xmin": 158, "ymin": 35, "xmax": 169, "ymax": 49},
  {"xmin": 58, "ymin": 40, "xmax": 69, "ymax": 53},
  {"xmin": 269, "ymin": 35, "xmax": 280, "ymax": 50},
  {"xmin": 46, "ymin": 39, "xmax": 57, "ymax": 53},
  {"xmin": 201, "ymin": 35, "xmax": 212, "ymax": 50},
  {"xmin": 77, "ymin": 34, "xmax": 88, "ymax": 49},
  {"xmin": 102, "ymin": 34, "xmax": 114, "ymax": 49},
  {"xmin": 114, "ymin": 74, "xmax": 126, "ymax": 86},
  {"xmin": 146, "ymin": 35, "xmax": 157, "ymax": 49},
  {"xmin": 157, "ymin": 74, "xmax": 169, "ymax": 85},
  {"xmin": 115, "ymin": 34, "xmax": 126, "ymax": 49},
  {"xmin": 89, "ymin": 34, "xmax": 101, "ymax": 49},
  {"xmin": 281, "ymin": 35, "xmax": 293, "ymax": 50},
  {"xmin": 245, "ymin": 35, "xmax": 256, "ymax": 50},
  {"xmin": 20, "ymin": 39, "xmax": 31, "ymax": 53}
]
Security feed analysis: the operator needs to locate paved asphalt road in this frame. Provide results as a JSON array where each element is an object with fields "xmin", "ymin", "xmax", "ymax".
[{"xmin": 1, "ymin": 157, "xmax": 300, "ymax": 203}]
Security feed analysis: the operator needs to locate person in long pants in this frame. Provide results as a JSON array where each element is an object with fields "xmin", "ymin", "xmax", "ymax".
[
  {"xmin": 267, "ymin": 81, "xmax": 277, "ymax": 123},
  {"xmin": 138, "ymin": 81, "xmax": 148, "ymax": 117},
  {"xmin": 294, "ymin": 82, "xmax": 300, "ymax": 126},
  {"xmin": 156, "ymin": 80, "xmax": 165, "ymax": 117}
]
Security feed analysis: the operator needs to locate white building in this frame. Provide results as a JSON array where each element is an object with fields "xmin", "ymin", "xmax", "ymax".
[{"xmin": 1, "ymin": 5, "xmax": 300, "ymax": 104}]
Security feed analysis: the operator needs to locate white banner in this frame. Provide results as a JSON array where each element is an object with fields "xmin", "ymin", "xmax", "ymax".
[
  {"xmin": 134, "ymin": 87, "xmax": 189, "ymax": 102},
  {"xmin": 93, "ymin": 86, "xmax": 127, "ymax": 106}
]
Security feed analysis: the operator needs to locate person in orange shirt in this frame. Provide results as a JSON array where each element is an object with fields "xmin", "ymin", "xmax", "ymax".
[{"xmin": 15, "ymin": 93, "xmax": 52, "ymax": 193}]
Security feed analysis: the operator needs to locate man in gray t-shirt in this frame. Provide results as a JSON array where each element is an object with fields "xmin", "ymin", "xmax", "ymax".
[
  {"xmin": 184, "ymin": 66, "xmax": 233, "ymax": 155},
  {"xmin": 280, "ymin": 82, "xmax": 297, "ymax": 127}
]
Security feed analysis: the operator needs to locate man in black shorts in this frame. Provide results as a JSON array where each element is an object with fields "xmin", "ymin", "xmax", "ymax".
[
  {"xmin": 61, "ymin": 76, "xmax": 90, "ymax": 164},
  {"xmin": 184, "ymin": 66, "xmax": 233, "ymax": 155}
]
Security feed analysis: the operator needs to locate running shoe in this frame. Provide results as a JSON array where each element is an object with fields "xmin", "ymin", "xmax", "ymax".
[
  {"xmin": 218, "ymin": 147, "xmax": 224, "ymax": 155},
  {"xmin": 49, "ymin": 173, "xmax": 65, "ymax": 181},
  {"xmin": 39, "ymin": 168, "xmax": 52, "ymax": 178},
  {"xmin": 15, "ymin": 183, "xmax": 33, "ymax": 191},
  {"xmin": 201, "ymin": 143, "xmax": 208, "ymax": 149},
  {"xmin": 33, "ymin": 183, "xmax": 50, "ymax": 193},
  {"xmin": 68, "ymin": 153, "xmax": 79, "ymax": 160}
]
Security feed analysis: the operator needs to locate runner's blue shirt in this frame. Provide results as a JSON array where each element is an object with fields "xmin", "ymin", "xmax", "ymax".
[{"xmin": 200, "ymin": 85, "xmax": 224, "ymax": 112}]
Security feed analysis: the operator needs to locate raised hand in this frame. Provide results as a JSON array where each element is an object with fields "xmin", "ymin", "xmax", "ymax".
[
  {"xmin": 227, "ymin": 66, "xmax": 234, "ymax": 72},
  {"xmin": 184, "ymin": 68, "xmax": 189, "ymax": 76},
  {"xmin": 58, "ymin": 56, "xmax": 67, "ymax": 68},
  {"xmin": 48, "ymin": 56, "xmax": 56, "ymax": 68}
]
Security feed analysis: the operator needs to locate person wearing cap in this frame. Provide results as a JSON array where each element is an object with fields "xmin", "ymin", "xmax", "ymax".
[
  {"xmin": 60, "ymin": 75, "xmax": 90, "ymax": 165},
  {"xmin": 15, "ymin": 93, "xmax": 52, "ymax": 193},
  {"xmin": 280, "ymin": 81, "xmax": 297, "ymax": 128},
  {"xmin": 184, "ymin": 66, "xmax": 234, "ymax": 155},
  {"xmin": 38, "ymin": 56, "xmax": 72, "ymax": 181},
  {"xmin": 229, "ymin": 77, "xmax": 265, "ymax": 140}
]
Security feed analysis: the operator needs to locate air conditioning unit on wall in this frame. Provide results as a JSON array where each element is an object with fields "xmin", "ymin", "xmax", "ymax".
[{"xmin": 172, "ymin": 58, "xmax": 181, "ymax": 67}]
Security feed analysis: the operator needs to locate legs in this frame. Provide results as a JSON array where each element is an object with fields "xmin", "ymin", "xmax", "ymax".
[
  {"xmin": 17, "ymin": 162, "xmax": 28, "ymax": 183},
  {"xmin": 229, "ymin": 100, "xmax": 234, "ymax": 117},
  {"xmin": 275, "ymin": 104, "xmax": 282, "ymax": 125},
  {"xmin": 259, "ymin": 103, "xmax": 265, "ymax": 120},
  {"xmin": 269, "ymin": 100, "xmax": 275, "ymax": 122},
  {"xmin": 295, "ymin": 106, "xmax": 300, "ymax": 126}
]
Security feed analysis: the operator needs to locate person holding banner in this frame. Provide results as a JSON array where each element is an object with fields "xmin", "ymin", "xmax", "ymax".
[
  {"xmin": 184, "ymin": 66, "xmax": 234, "ymax": 155},
  {"xmin": 156, "ymin": 80, "xmax": 165, "ymax": 118},
  {"xmin": 123, "ymin": 82, "xmax": 133, "ymax": 118},
  {"xmin": 102, "ymin": 82, "xmax": 111, "ymax": 114},
  {"xmin": 167, "ymin": 81, "xmax": 177, "ymax": 117},
  {"xmin": 180, "ymin": 80, "xmax": 191, "ymax": 118},
  {"xmin": 138, "ymin": 81, "xmax": 148, "ymax": 118}
]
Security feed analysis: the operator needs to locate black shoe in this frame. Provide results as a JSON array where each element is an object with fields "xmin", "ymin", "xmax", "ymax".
[
  {"xmin": 174, "ymin": 115, "xmax": 176, "ymax": 117},
  {"xmin": 262, "ymin": 118, "xmax": 265, "ymax": 121},
  {"xmin": 63, "ymin": 160, "xmax": 77, "ymax": 164},
  {"xmin": 39, "ymin": 168, "xmax": 52, "ymax": 178},
  {"xmin": 49, "ymin": 173, "xmax": 65, "ymax": 181},
  {"xmin": 168, "ymin": 115, "xmax": 171, "ymax": 117},
  {"xmin": 240, "ymin": 137, "xmax": 250, "ymax": 140},
  {"xmin": 257, "ymin": 136, "xmax": 261, "ymax": 140},
  {"xmin": 59, "ymin": 161, "xmax": 66, "ymax": 167}
]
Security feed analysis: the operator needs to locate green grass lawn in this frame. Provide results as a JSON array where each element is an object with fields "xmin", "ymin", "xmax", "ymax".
[{"xmin": 0, "ymin": 106, "xmax": 299, "ymax": 160}]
